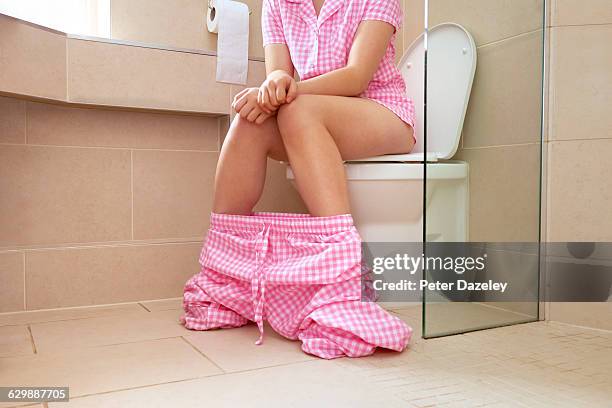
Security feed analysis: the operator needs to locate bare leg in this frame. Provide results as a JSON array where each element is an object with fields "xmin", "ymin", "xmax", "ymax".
[
  {"xmin": 212, "ymin": 115, "xmax": 287, "ymax": 215},
  {"xmin": 276, "ymin": 95, "xmax": 414, "ymax": 216}
]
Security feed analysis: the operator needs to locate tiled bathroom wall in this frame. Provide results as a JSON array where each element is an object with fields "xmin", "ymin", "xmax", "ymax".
[
  {"xmin": 0, "ymin": 13, "xmax": 305, "ymax": 313},
  {"xmin": 545, "ymin": 0, "xmax": 612, "ymax": 330},
  {"xmin": 427, "ymin": 0, "xmax": 545, "ymax": 242},
  {"xmin": 110, "ymin": 0, "xmax": 266, "ymax": 59}
]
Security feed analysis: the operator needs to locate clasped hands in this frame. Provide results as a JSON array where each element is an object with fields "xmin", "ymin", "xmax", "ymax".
[{"xmin": 231, "ymin": 70, "xmax": 297, "ymax": 125}]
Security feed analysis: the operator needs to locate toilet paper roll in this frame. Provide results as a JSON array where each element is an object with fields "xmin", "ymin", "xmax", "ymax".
[{"xmin": 207, "ymin": 0, "xmax": 250, "ymax": 85}]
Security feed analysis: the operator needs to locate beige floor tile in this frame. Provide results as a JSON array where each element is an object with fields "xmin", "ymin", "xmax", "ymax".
[
  {"xmin": 0, "ymin": 303, "xmax": 145, "ymax": 327},
  {"xmin": 49, "ymin": 360, "xmax": 406, "ymax": 408},
  {"xmin": 0, "ymin": 325, "xmax": 34, "ymax": 357},
  {"xmin": 139, "ymin": 298, "xmax": 183, "ymax": 312},
  {"xmin": 183, "ymin": 323, "xmax": 315, "ymax": 372},
  {"xmin": 29, "ymin": 309, "xmax": 185, "ymax": 352},
  {"xmin": 1, "ymin": 338, "xmax": 221, "ymax": 399}
]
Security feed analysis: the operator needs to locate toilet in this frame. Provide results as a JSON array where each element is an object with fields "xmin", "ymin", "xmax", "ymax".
[{"xmin": 288, "ymin": 23, "xmax": 477, "ymax": 243}]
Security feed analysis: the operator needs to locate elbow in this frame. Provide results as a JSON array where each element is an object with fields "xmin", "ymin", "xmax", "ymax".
[{"xmin": 345, "ymin": 66, "xmax": 371, "ymax": 96}]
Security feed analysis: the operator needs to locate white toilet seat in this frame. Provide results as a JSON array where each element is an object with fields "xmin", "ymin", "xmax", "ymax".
[
  {"xmin": 287, "ymin": 161, "xmax": 468, "ymax": 181},
  {"xmin": 343, "ymin": 161, "xmax": 467, "ymax": 180}
]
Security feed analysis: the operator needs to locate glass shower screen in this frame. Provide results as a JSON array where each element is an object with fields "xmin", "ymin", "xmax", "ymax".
[{"xmin": 422, "ymin": 0, "xmax": 545, "ymax": 337}]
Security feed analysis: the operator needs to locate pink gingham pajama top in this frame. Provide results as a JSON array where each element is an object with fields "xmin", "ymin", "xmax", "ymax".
[{"xmin": 262, "ymin": 0, "xmax": 416, "ymax": 131}]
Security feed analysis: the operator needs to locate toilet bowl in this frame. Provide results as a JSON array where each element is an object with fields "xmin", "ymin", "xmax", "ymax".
[{"xmin": 288, "ymin": 23, "xmax": 477, "ymax": 243}]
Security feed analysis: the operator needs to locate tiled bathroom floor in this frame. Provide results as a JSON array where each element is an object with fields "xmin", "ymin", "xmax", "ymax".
[{"xmin": 1, "ymin": 300, "xmax": 610, "ymax": 408}]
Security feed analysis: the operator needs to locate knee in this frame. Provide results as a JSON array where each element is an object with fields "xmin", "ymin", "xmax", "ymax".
[
  {"xmin": 276, "ymin": 95, "xmax": 321, "ymax": 140},
  {"xmin": 224, "ymin": 115, "xmax": 269, "ymax": 149}
]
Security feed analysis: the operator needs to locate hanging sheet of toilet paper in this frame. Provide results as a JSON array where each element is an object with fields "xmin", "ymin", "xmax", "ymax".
[{"xmin": 207, "ymin": 0, "xmax": 250, "ymax": 85}]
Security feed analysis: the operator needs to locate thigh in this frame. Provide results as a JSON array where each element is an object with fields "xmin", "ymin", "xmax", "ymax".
[{"xmin": 303, "ymin": 95, "xmax": 415, "ymax": 161}]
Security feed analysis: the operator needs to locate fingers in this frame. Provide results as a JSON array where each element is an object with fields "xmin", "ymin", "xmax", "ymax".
[
  {"xmin": 232, "ymin": 88, "xmax": 250, "ymax": 108},
  {"xmin": 267, "ymin": 81, "xmax": 279, "ymax": 108},
  {"xmin": 255, "ymin": 112, "xmax": 270, "ymax": 125},
  {"xmin": 238, "ymin": 103, "xmax": 254, "ymax": 119},
  {"xmin": 233, "ymin": 94, "xmax": 248, "ymax": 113},
  {"xmin": 258, "ymin": 87, "xmax": 275, "ymax": 113},
  {"xmin": 246, "ymin": 106, "xmax": 261, "ymax": 122},
  {"xmin": 286, "ymin": 79, "xmax": 298, "ymax": 103},
  {"xmin": 276, "ymin": 83, "xmax": 287, "ymax": 105}
]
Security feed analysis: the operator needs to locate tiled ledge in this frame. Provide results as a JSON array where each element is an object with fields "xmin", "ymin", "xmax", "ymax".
[{"xmin": 0, "ymin": 13, "xmax": 265, "ymax": 115}]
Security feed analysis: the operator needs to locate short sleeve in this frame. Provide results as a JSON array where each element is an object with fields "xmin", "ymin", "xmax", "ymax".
[
  {"xmin": 262, "ymin": 0, "xmax": 286, "ymax": 46},
  {"xmin": 362, "ymin": 0, "xmax": 403, "ymax": 32}
]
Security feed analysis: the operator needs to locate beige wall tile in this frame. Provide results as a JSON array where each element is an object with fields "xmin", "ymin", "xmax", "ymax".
[
  {"xmin": 30, "ymin": 309, "xmax": 184, "ymax": 352},
  {"xmin": 548, "ymin": 302, "xmax": 612, "ymax": 330},
  {"xmin": 25, "ymin": 243, "xmax": 201, "ymax": 310},
  {"xmin": 0, "ymin": 145, "xmax": 131, "ymax": 247},
  {"xmin": 552, "ymin": 0, "xmax": 612, "ymax": 26},
  {"xmin": 111, "ymin": 0, "xmax": 216, "ymax": 52},
  {"xmin": 0, "ymin": 251, "xmax": 24, "ymax": 313},
  {"xmin": 133, "ymin": 151, "xmax": 218, "ymax": 240},
  {"xmin": 26, "ymin": 102, "xmax": 219, "ymax": 151},
  {"xmin": 67, "ymin": 38, "xmax": 230, "ymax": 113},
  {"xmin": 403, "ymin": 0, "xmax": 425, "ymax": 50},
  {"xmin": 548, "ymin": 139, "xmax": 612, "ymax": 241},
  {"xmin": 110, "ymin": 0, "xmax": 264, "ymax": 59},
  {"xmin": 549, "ymin": 25, "xmax": 612, "ymax": 141},
  {"xmin": 2, "ymin": 338, "xmax": 221, "ymax": 398},
  {"xmin": 462, "ymin": 31, "xmax": 544, "ymax": 148},
  {"xmin": 455, "ymin": 144, "xmax": 541, "ymax": 242},
  {"xmin": 0, "ymin": 325, "xmax": 34, "ymax": 357},
  {"xmin": 428, "ymin": 0, "xmax": 544, "ymax": 46},
  {"xmin": 244, "ymin": 0, "xmax": 265, "ymax": 59},
  {"xmin": 0, "ymin": 96, "xmax": 25, "ymax": 144},
  {"xmin": 0, "ymin": 15, "xmax": 67, "ymax": 100}
]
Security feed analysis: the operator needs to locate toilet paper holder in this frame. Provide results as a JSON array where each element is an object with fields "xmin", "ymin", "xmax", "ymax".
[{"xmin": 208, "ymin": 0, "xmax": 252, "ymax": 15}]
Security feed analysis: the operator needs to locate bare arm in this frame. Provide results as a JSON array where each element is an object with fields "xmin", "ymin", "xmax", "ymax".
[
  {"xmin": 264, "ymin": 43, "xmax": 294, "ymax": 77},
  {"xmin": 258, "ymin": 44, "xmax": 298, "ymax": 110},
  {"xmin": 297, "ymin": 20, "xmax": 394, "ymax": 97}
]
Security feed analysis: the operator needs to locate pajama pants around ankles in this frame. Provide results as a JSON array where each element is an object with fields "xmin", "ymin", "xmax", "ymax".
[{"xmin": 182, "ymin": 212, "xmax": 412, "ymax": 359}]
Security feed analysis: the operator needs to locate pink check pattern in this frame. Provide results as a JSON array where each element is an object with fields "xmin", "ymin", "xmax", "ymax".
[
  {"xmin": 182, "ymin": 212, "xmax": 412, "ymax": 359},
  {"xmin": 262, "ymin": 0, "xmax": 416, "ymax": 133}
]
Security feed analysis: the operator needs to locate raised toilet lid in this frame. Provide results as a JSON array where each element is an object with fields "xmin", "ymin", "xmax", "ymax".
[{"xmin": 357, "ymin": 23, "xmax": 477, "ymax": 163}]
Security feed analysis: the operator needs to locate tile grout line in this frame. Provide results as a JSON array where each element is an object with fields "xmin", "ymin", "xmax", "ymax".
[
  {"xmin": 0, "ymin": 141, "xmax": 219, "ymax": 153},
  {"xmin": 179, "ymin": 336, "xmax": 226, "ymax": 373},
  {"xmin": 23, "ymin": 100, "xmax": 27, "ymax": 144},
  {"xmin": 22, "ymin": 251, "xmax": 26, "ymax": 311},
  {"xmin": 130, "ymin": 149, "xmax": 134, "ymax": 240},
  {"xmin": 1, "ymin": 238, "xmax": 203, "ymax": 253}
]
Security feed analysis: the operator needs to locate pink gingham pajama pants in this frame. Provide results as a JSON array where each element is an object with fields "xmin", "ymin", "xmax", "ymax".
[{"xmin": 182, "ymin": 212, "xmax": 411, "ymax": 359}]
